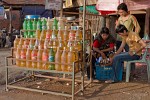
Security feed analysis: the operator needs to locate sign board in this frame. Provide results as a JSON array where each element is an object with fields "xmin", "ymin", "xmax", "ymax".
[
  {"xmin": 96, "ymin": 0, "xmax": 123, "ymax": 11},
  {"xmin": 45, "ymin": 0, "xmax": 62, "ymax": 10},
  {"xmin": 0, "ymin": 6, "xmax": 5, "ymax": 19}
]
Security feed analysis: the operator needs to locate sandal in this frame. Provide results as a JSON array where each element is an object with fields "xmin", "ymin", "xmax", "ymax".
[{"xmin": 105, "ymin": 80, "xmax": 114, "ymax": 84}]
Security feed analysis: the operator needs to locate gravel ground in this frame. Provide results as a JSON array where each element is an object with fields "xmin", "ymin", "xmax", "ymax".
[{"xmin": 0, "ymin": 48, "xmax": 150, "ymax": 100}]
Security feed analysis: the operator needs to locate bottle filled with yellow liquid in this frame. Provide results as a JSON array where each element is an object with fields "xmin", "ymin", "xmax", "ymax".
[
  {"xmin": 48, "ymin": 48, "xmax": 55, "ymax": 70},
  {"xmin": 31, "ymin": 46, "xmax": 38, "ymax": 68},
  {"xmin": 55, "ymin": 47, "xmax": 62, "ymax": 71},
  {"xmin": 20, "ymin": 47, "xmax": 26, "ymax": 67},
  {"xmin": 42, "ymin": 49, "xmax": 49, "ymax": 70},
  {"xmin": 26, "ymin": 47, "xmax": 32, "ymax": 68},
  {"xmin": 67, "ymin": 47, "xmax": 75, "ymax": 72},
  {"xmin": 61, "ymin": 47, "xmax": 68, "ymax": 72},
  {"xmin": 37, "ymin": 49, "xmax": 43, "ymax": 69},
  {"xmin": 16, "ymin": 45, "xmax": 21, "ymax": 67}
]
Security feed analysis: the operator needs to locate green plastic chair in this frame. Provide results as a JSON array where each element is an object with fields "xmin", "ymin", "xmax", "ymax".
[{"xmin": 126, "ymin": 34, "xmax": 150, "ymax": 82}]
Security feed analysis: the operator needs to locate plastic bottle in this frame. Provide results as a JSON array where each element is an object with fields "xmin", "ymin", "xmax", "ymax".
[
  {"xmin": 31, "ymin": 46, "xmax": 38, "ymax": 68},
  {"xmin": 42, "ymin": 49, "xmax": 49, "ymax": 70},
  {"xmin": 53, "ymin": 40, "xmax": 57, "ymax": 53},
  {"xmin": 32, "ymin": 18, "xmax": 37, "ymax": 37},
  {"xmin": 37, "ymin": 18, "xmax": 42, "ymax": 31},
  {"xmin": 44, "ymin": 39, "xmax": 48, "ymax": 49},
  {"xmin": 74, "ymin": 37, "xmax": 82, "ymax": 51},
  {"xmin": 58, "ymin": 39, "xmax": 64, "ymax": 51},
  {"xmin": 29, "ymin": 39, "xmax": 35, "ymax": 49},
  {"xmin": 19, "ymin": 36, "xmax": 24, "ymax": 46},
  {"xmin": 23, "ymin": 39, "xmax": 29, "ymax": 49},
  {"xmin": 69, "ymin": 26, "xmax": 76, "ymax": 41},
  {"xmin": 40, "ymin": 29, "xmax": 46, "ymax": 40},
  {"xmin": 52, "ymin": 17, "xmax": 58, "ymax": 30},
  {"xmin": 23, "ymin": 18, "xmax": 28, "ymax": 38},
  {"xmin": 57, "ymin": 17, "xmax": 65, "ymax": 30},
  {"xmin": 61, "ymin": 47, "xmax": 68, "ymax": 72},
  {"xmin": 76, "ymin": 26, "xmax": 82, "ymax": 40},
  {"xmin": 20, "ymin": 47, "xmax": 26, "ymax": 67},
  {"xmin": 46, "ymin": 29, "xmax": 52, "ymax": 40},
  {"xmin": 57, "ymin": 27, "xmax": 63, "ymax": 40},
  {"xmin": 42, "ymin": 18, "xmax": 47, "ymax": 30},
  {"xmin": 55, "ymin": 47, "xmax": 62, "ymax": 71},
  {"xmin": 36, "ymin": 30, "xmax": 41, "ymax": 40},
  {"xmin": 48, "ymin": 48, "xmax": 55, "ymax": 70},
  {"xmin": 37, "ymin": 49, "xmax": 43, "ymax": 69},
  {"xmin": 51, "ymin": 27, "xmax": 57, "ymax": 40},
  {"xmin": 16, "ymin": 46, "xmax": 21, "ymax": 66},
  {"xmin": 27, "ymin": 19, "xmax": 33, "ymax": 38},
  {"xmin": 14, "ymin": 35, "xmax": 19, "ymax": 48},
  {"xmin": 38, "ymin": 40, "xmax": 44, "ymax": 50},
  {"xmin": 26, "ymin": 47, "xmax": 32, "ymax": 68},
  {"xmin": 67, "ymin": 47, "xmax": 75, "ymax": 72},
  {"xmin": 46, "ymin": 17, "xmax": 51, "ymax": 30},
  {"xmin": 63, "ymin": 26, "xmax": 69, "ymax": 47}
]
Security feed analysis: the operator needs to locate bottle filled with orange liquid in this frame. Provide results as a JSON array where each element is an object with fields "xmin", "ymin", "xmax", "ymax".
[
  {"xmin": 16, "ymin": 45, "xmax": 21, "ymax": 66},
  {"xmin": 38, "ymin": 40, "xmax": 44, "ymax": 50},
  {"xmin": 40, "ymin": 29, "xmax": 46, "ymax": 40},
  {"xmin": 63, "ymin": 26, "xmax": 69, "ymax": 47},
  {"xmin": 46, "ymin": 29, "xmax": 52, "ymax": 40},
  {"xmin": 20, "ymin": 47, "xmax": 26, "ymax": 67},
  {"xmin": 69, "ymin": 26, "xmax": 75, "ymax": 41},
  {"xmin": 37, "ymin": 49, "xmax": 43, "ymax": 69},
  {"xmin": 23, "ymin": 39, "xmax": 29, "ymax": 49},
  {"xmin": 61, "ymin": 47, "xmax": 68, "ymax": 72},
  {"xmin": 18, "ymin": 36, "xmax": 24, "ymax": 47},
  {"xmin": 42, "ymin": 49, "xmax": 49, "ymax": 70},
  {"xmin": 48, "ymin": 48, "xmax": 55, "ymax": 70},
  {"xmin": 53, "ymin": 40, "xmax": 57, "ymax": 53},
  {"xmin": 67, "ymin": 47, "xmax": 75, "ymax": 72},
  {"xmin": 31, "ymin": 46, "xmax": 38, "ymax": 68},
  {"xmin": 36, "ymin": 30, "xmax": 41, "ymax": 40},
  {"xmin": 44, "ymin": 39, "xmax": 49, "ymax": 49},
  {"xmin": 14, "ymin": 35, "xmax": 19, "ymax": 48},
  {"xmin": 26, "ymin": 47, "xmax": 32, "ymax": 68},
  {"xmin": 57, "ymin": 27, "xmax": 63, "ymax": 40},
  {"xmin": 29, "ymin": 39, "xmax": 35, "ymax": 49},
  {"xmin": 13, "ymin": 35, "xmax": 19, "ymax": 57},
  {"xmin": 55, "ymin": 47, "xmax": 62, "ymax": 71}
]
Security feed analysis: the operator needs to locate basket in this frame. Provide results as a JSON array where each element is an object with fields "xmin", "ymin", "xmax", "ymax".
[{"xmin": 95, "ymin": 62, "xmax": 113, "ymax": 80}]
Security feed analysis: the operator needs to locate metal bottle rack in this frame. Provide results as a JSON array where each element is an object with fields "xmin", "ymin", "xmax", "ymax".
[{"xmin": 5, "ymin": 29, "xmax": 92, "ymax": 100}]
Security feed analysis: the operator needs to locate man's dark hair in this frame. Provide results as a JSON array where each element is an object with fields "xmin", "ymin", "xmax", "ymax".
[
  {"xmin": 116, "ymin": 24, "xmax": 128, "ymax": 34},
  {"xmin": 117, "ymin": 3, "xmax": 128, "ymax": 12},
  {"xmin": 100, "ymin": 27, "xmax": 109, "ymax": 35}
]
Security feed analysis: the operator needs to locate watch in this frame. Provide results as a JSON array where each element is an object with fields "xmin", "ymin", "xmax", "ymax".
[{"xmin": 132, "ymin": 51, "xmax": 136, "ymax": 55}]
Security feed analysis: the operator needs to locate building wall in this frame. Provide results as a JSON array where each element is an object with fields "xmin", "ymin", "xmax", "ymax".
[{"xmin": 0, "ymin": 10, "xmax": 21, "ymax": 31}]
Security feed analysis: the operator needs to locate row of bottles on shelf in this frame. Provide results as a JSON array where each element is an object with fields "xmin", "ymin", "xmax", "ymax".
[
  {"xmin": 23, "ymin": 17, "xmax": 67, "ymax": 38},
  {"xmin": 35, "ymin": 26, "xmax": 82, "ymax": 41},
  {"xmin": 13, "ymin": 36, "xmax": 82, "ymax": 52},
  {"xmin": 15, "ymin": 46, "xmax": 79, "ymax": 72}
]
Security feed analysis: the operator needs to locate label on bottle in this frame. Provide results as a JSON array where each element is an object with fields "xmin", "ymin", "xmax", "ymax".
[
  {"xmin": 49, "ymin": 56, "xmax": 54, "ymax": 62},
  {"xmin": 42, "ymin": 55, "xmax": 48, "ymax": 61},
  {"xmin": 31, "ymin": 53, "xmax": 37, "ymax": 60},
  {"xmin": 46, "ymin": 33, "xmax": 50, "ymax": 39},
  {"xmin": 21, "ymin": 52, "xmax": 26, "ymax": 59}
]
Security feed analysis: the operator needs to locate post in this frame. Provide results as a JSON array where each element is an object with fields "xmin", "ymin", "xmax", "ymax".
[
  {"xmin": 81, "ymin": 0, "xmax": 86, "ymax": 95},
  {"xmin": 145, "ymin": 8, "xmax": 150, "ymax": 36},
  {"xmin": 60, "ymin": 0, "xmax": 63, "ymax": 17},
  {"xmin": 9, "ymin": 6, "xmax": 12, "ymax": 46}
]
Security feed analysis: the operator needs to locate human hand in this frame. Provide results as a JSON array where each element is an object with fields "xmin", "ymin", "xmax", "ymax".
[
  {"xmin": 99, "ymin": 51, "xmax": 106, "ymax": 59},
  {"xmin": 129, "ymin": 51, "xmax": 134, "ymax": 56}
]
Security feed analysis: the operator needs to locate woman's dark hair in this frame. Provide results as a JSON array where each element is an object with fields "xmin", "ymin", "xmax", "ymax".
[
  {"xmin": 100, "ymin": 27, "xmax": 109, "ymax": 35},
  {"xmin": 117, "ymin": 3, "xmax": 128, "ymax": 12},
  {"xmin": 116, "ymin": 24, "xmax": 128, "ymax": 34}
]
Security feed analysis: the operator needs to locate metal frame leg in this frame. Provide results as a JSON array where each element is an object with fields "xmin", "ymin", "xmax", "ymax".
[
  {"xmin": 126, "ymin": 62, "xmax": 131, "ymax": 82},
  {"xmin": 5, "ymin": 57, "xmax": 9, "ymax": 91}
]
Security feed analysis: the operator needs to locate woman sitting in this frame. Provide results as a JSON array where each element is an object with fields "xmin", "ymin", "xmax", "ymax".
[
  {"xmin": 87, "ymin": 27, "xmax": 116, "ymax": 79},
  {"xmin": 105, "ymin": 24, "xmax": 147, "ymax": 83}
]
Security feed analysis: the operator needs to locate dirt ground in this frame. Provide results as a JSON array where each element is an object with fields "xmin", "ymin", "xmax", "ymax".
[{"xmin": 0, "ymin": 48, "xmax": 150, "ymax": 100}]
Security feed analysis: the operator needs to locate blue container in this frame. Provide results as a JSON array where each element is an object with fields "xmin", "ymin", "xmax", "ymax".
[
  {"xmin": 25, "ymin": 15, "xmax": 40, "ymax": 19},
  {"xmin": 95, "ymin": 62, "xmax": 113, "ymax": 81}
]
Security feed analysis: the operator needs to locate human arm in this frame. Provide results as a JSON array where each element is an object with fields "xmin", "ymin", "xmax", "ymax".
[
  {"xmin": 131, "ymin": 15, "xmax": 141, "ymax": 34},
  {"xmin": 93, "ymin": 47, "xmax": 106, "ymax": 58},
  {"xmin": 101, "ymin": 43, "xmax": 114, "ymax": 52}
]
